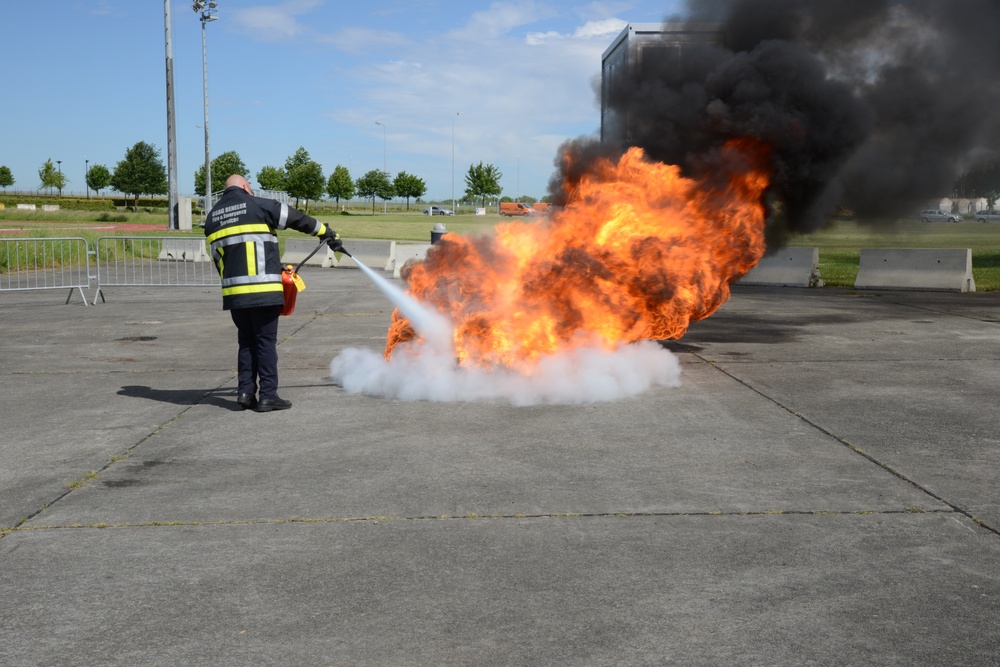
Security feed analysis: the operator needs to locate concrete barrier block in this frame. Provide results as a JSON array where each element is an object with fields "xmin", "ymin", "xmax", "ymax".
[
  {"xmin": 338, "ymin": 239, "xmax": 393, "ymax": 271},
  {"xmin": 739, "ymin": 247, "xmax": 822, "ymax": 287},
  {"xmin": 281, "ymin": 238, "xmax": 336, "ymax": 268},
  {"xmin": 16, "ymin": 204, "xmax": 36, "ymax": 211},
  {"xmin": 41, "ymin": 205, "xmax": 60, "ymax": 212},
  {"xmin": 177, "ymin": 196, "xmax": 193, "ymax": 231},
  {"xmin": 389, "ymin": 242, "xmax": 433, "ymax": 278},
  {"xmin": 158, "ymin": 238, "xmax": 210, "ymax": 262},
  {"xmin": 854, "ymin": 248, "xmax": 975, "ymax": 292}
]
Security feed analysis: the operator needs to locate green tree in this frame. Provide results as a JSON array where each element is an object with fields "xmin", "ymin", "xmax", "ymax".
[
  {"xmin": 0, "ymin": 166, "xmax": 14, "ymax": 191},
  {"xmin": 464, "ymin": 161, "xmax": 502, "ymax": 207},
  {"xmin": 355, "ymin": 169, "xmax": 394, "ymax": 213},
  {"xmin": 284, "ymin": 146, "xmax": 312, "ymax": 173},
  {"xmin": 194, "ymin": 150, "xmax": 248, "ymax": 197},
  {"xmin": 286, "ymin": 160, "xmax": 325, "ymax": 212},
  {"xmin": 38, "ymin": 159, "xmax": 66, "ymax": 195},
  {"xmin": 327, "ymin": 165, "xmax": 354, "ymax": 205},
  {"xmin": 86, "ymin": 164, "xmax": 112, "ymax": 197},
  {"xmin": 110, "ymin": 141, "xmax": 168, "ymax": 210},
  {"xmin": 393, "ymin": 171, "xmax": 426, "ymax": 211},
  {"xmin": 257, "ymin": 165, "xmax": 287, "ymax": 191}
]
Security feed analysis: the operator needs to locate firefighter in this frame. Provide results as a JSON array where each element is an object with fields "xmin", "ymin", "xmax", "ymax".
[{"xmin": 204, "ymin": 174, "xmax": 343, "ymax": 412}]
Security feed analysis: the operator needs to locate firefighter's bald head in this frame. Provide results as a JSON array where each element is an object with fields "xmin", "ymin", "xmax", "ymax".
[{"xmin": 226, "ymin": 174, "xmax": 252, "ymax": 194}]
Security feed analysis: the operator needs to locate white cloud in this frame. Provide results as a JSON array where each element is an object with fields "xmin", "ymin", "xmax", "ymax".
[
  {"xmin": 574, "ymin": 17, "xmax": 628, "ymax": 38},
  {"xmin": 227, "ymin": 0, "xmax": 324, "ymax": 41},
  {"xmin": 526, "ymin": 17, "xmax": 626, "ymax": 44},
  {"xmin": 449, "ymin": 0, "xmax": 554, "ymax": 40}
]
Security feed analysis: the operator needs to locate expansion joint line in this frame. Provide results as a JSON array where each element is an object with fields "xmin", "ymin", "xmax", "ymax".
[
  {"xmin": 698, "ymin": 354, "xmax": 1000, "ymax": 539},
  {"xmin": 3, "ymin": 507, "xmax": 958, "ymax": 534}
]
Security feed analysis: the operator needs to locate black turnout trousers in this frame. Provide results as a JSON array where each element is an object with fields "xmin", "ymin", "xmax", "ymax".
[{"xmin": 229, "ymin": 305, "xmax": 282, "ymax": 400}]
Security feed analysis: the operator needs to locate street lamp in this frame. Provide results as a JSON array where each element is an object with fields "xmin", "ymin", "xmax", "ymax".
[
  {"xmin": 56, "ymin": 160, "xmax": 62, "ymax": 197},
  {"xmin": 194, "ymin": 0, "xmax": 218, "ymax": 213},
  {"xmin": 375, "ymin": 121, "xmax": 386, "ymax": 213},
  {"xmin": 452, "ymin": 111, "xmax": 462, "ymax": 213},
  {"xmin": 85, "ymin": 158, "xmax": 89, "ymax": 199}
]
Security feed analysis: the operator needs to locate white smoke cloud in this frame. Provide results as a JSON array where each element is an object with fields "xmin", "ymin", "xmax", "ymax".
[{"xmin": 329, "ymin": 340, "xmax": 681, "ymax": 406}]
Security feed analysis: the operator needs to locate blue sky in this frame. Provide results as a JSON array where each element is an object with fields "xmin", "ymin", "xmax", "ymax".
[{"xmin": 1, "ymin": 0, "xmax": 684, "ymax": 203}]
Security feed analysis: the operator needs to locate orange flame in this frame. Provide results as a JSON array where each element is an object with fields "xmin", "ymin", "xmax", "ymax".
[{"xmin": 386, "ymin": 139, "xmax": 770, "ymax": 369}]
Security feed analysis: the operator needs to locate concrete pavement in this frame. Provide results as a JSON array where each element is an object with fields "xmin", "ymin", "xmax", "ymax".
[{"xmin": 1, "ymin": 268, "xmax": 998, "ymax": 665}]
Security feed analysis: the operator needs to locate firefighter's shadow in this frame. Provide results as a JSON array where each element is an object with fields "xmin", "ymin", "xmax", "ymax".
[{"xmin": 118, "ymin": 385, "xmax": 242, "ymax": 411}]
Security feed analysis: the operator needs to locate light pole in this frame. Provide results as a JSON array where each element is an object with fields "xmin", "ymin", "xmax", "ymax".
[
  {"xmin": 452, "ymin": 111, "xmax": 462, "ymax": 213},
  {"xmin": 56, "ymin": 160, "xmax": 62, "ymax": 197},
  {"xmin": 85, "ymin": 158, "xmax": 89, "ymax": 199},
  {"xmin": 375, "ymin": 121, "xmax": 386, "ymax": 213},
  {"xmin": 194, "ymin": 1, "xmax": 218, "ymax": 214},
  {"xmin": 164, "ymin": 0, "xmax": 179, "ymax": 228}
]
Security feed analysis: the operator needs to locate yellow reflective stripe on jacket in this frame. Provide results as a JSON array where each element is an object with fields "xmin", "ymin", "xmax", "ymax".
[
  {"xmin": 246, "ymin": 242, "xmax": 257, "ymax": 276},
  {"xmin": 206, "ymin": 223, "xmax": 273, "ymax": 244},
  {"xmin": 221, "ymin": 283, "xmax": 284, "ymax": 297}
]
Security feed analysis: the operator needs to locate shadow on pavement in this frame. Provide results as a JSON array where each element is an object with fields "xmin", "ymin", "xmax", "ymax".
[{"xmin": 117, "ymin": 385, "xmax": 242, "ymax": 411}]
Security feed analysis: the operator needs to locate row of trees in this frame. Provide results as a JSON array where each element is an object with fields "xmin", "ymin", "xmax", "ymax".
[
  {"xmin": 0, "ymin": 145, "xmax": 158, "ymax": 206},
  {"xmin": 199, "ymin": 146, "xmax": 507, "ymax": 212},
  {"xmin": 0, "ymin": 143, "xmax": 512, "ymax": 211},
  {"xmin": 0, "ymin": 161, "xmax": 110, "ymax": 197}
]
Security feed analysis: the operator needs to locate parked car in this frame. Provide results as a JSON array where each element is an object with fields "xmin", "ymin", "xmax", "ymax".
[
  {"xmin": 919, "ymin": 209, "xmax": 962, "ymax": 223},
  {"xmin": 423, "ymin": 206, "xmax": 454, "ymax": 216},
  {"xmin": 975, "ymin": 210, "xmax": 1000, "ymax": 223}
]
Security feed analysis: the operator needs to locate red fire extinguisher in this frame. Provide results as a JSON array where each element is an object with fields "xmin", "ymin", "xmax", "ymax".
[
  {"xmin": 279, "ymin": 238, "xmax": 351, "ymax": 316},
  {"xmin": 280, "ymin": 265, "xmax": 305, "ymax": 316}
]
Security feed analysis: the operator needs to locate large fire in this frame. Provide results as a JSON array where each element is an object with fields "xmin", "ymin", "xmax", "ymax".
[{"xmin": 385, "ymin": 139, "xmax": 770, "ymax": 370}]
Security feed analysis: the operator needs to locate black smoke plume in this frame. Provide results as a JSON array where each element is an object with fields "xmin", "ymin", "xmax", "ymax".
[{"xmin": 551, "ymin": 0, "xmax": 1000, "ymax": 246}]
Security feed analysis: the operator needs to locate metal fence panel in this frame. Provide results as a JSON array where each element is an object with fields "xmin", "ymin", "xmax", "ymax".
[
  {"xmin": 0, "ymin": 237, "xmax": 92, "ymax": 304},
  {"xmin": 94, "ymin": 236, "xmax": 219, "ymax": 304}
]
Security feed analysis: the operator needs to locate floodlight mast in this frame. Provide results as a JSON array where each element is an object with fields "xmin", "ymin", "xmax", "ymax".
[{"xmin": 194, "ymin": 0, "xmax": 218, "ymax": 215}]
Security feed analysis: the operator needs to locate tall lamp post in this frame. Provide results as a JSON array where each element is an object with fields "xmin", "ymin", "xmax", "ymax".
[
  {"xmin": 194, "ymin": 1, "xmax": 218, "ymax": 214},
  {"xmin": 375, "ymin": 121, "xmax": 386, "ymax": 213},
  {"xmin": 452, "ymin": 111, "xmax": 462, "ymax": 213},
  {"xmin": 85, "ymin": 158, "xmax": 89, "ymax": 199},
  {"xmin": 164, "ymin": 0, "xmax": 178, "ymax": 228},
  {"xmin": 56, "ymin": 160, "xmax": 62, "ymax": 197}
]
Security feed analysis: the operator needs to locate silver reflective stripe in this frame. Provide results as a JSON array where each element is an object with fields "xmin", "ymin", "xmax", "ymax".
[
  {"xmin": 256, "ymin": 240, "xmax": 267, "ymax": 276},
  {"xmin": 277, "ymin": 203, "xmax": 289, "ymax": 229},
  {"xmin": 210, "ymin": 233, "xmax": 275, "ymax": 249},
  {"xmin": 221, "ymin": 273, "xmax": 283, "ymax": 287}
]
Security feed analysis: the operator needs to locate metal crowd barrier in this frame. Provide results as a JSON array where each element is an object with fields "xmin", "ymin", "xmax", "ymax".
[
  {"xmin": 93, "ymin": 236, "xmax": 219, "ymax": 304},
  {"xmin": 0, "ymin": 237, "xmax": 93, "ymax": 305}
]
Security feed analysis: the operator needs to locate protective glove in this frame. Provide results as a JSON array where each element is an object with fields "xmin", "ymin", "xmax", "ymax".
[{"xmin": 321, "ymin": 227, "xmax": 344, "ymax": 252}]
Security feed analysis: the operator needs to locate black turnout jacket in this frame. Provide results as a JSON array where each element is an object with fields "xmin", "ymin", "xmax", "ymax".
[{"xmin": 204, "ymin": 186, "xmax": 328, "ymax": 310}]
